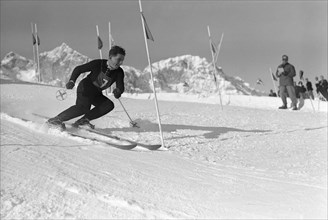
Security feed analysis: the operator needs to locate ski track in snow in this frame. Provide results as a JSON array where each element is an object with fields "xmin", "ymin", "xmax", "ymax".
[{"xmin": 0, "ymin": 83, "xmax": 327, "ymax": 219}]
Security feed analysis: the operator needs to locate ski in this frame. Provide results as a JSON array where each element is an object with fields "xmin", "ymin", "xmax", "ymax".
[
  {"xmin": 32, "ymin": 113, "xmax": 162, "ymax": 150},
  {"xmin": 64, "ymin": 131, "xmax": 137, "ymax": 150},
  {"xmin": 84, "ymin": 128, "xmax": 162, "ymax": 151},
  {"xmin": 19, "ymin": 116, "xmax": 137, "ymax": 150}
]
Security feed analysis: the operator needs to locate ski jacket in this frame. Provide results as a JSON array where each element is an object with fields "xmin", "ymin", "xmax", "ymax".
[
  {"xmin": 276, "ymin": 62, "xmax": 296, "ymax": 86},
  {"xmin": 306, "ymin": 81, "xmax": 313, "ymax": 91},
  {"xmin": 69, "ymin": 59, "xmax": 124, "ymax": 93},
  {"xmin": 320, "ymin": 79, "xmax": 328, "ymax": 91}
]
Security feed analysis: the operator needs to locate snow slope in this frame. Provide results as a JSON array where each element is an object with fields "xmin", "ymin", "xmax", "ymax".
[{"xmin": 0, "ymin": 81, "xmax": 327, "ymax": 219}]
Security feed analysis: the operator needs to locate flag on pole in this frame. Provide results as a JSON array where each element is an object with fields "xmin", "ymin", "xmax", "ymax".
[
  {"xmin": 32, "ymin": 34, "xmax": 37, "ymax": 45},
  {"xmin": 37, "ymin": 35, "xmax": 40, "ymax": 45},
  {"xmin": 33, "ymin": 34, "xmax": 40, "ymax": 45},
  {"xmin": 211, "ymin": 42, "xmax": 217, "ymax": 55},
  {"xmin": 97, "ymin": 36, "xmax": 103, "ymax": 49},
  {"xmin": 299, "ymin": 70, "xmax": 304, "ymax": 80},
  {"xmin": 256, "ymin": 78, "xmax": 264, "ymax": 85},
  {"xmin": 272, "ymin": 72, "xmax": 277, "ymax": 81},
  {"xmin": 141, "ymin": 13, "xmax": 154, "ymax": 41},
  {"xmin": 139, "ymin": 0, "xmax": 164, "ymax": 148},
  {"xmin": 207, "ymin": 25, "xmax": 223, "ymax": 110}
]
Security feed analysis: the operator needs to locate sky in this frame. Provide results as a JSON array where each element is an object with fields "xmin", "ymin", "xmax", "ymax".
[{"xmin": 1, "ymin": 0, "xmax": 327, "ymax": 92}]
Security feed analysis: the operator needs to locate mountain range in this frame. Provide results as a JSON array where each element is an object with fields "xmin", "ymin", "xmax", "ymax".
[{"xmin": 0, "ymin": 43, "xmax": 266, "ymax": 96}]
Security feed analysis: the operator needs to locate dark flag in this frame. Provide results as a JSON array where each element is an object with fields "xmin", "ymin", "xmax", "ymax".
[
  {"xmin": 141, "ymin": 13, "xmax": 154, "ymax": 41},
  {"xmin": 299, "ymin": 70, "xmax": 304, "ymax": 80},
  {"xmin": 32, "ymin": 34, "xmax": 36, "ymax": 45},
  {"xmin": 211, "ymin": 42, "xmax": 217, "ymax": 55},
  {"xmin": 33, "ymin": 34, "xmax": 40, "ymax": 45},
  {"xmin": 37, "ymin": 35, "xmax": 40, "ymax": 45},
  {"xmin": 272, "ymin": 72, "xmax": 277, "ymax": 81},
  {"xmin": 97, "ymin": 36, "xmax": 103, "ymax": 49}
]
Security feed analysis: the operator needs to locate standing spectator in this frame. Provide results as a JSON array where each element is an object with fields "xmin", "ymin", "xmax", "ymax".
[
  {"xmin": 305, "ymin": 78, "xmax": 314, "ymax": 99},
  {"xmin": 295, "ymin": 81, "xmax": 306, "ymax": 99},
  {"xmin": 269, "ymin": 89, "xmax": 277, "ymax": 97},
  {"xmin": 319, "ymin": 75, "xmax": 328, "ymax": 100},
  {"xmin": 275, "ymin": 55, "xmax": 297, "ymax": 110},
  {"xmin": 315, "ymin": 76, "xmax": 320, "ymax": 95},
  {"xmin": 296, "ymin": 81, "xmax": 306, "ymax": 109}
]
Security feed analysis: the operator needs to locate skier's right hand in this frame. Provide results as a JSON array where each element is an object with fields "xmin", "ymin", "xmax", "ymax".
[{"xmin": 66, "ymin": 80, "xmax": 75, "ymax": 89}]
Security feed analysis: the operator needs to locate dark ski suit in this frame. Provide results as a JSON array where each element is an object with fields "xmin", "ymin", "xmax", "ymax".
[{"xmin": 56, "ymin": 59, "xmax": 124, "ymax": 121}]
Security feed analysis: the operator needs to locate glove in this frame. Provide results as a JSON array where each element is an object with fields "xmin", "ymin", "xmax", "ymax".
[
  {"xmin": 113, "ymin": 88, "xmax": 121, "ymax": 99},
  {"xmin": 66, "ymin": 80, "xmax": 75, "ymax": 89}
]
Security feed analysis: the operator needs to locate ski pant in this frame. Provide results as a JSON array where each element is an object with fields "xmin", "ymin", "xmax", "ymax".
[
  {"xmin": 318, "ymin": 89, "xmax": 328, "ymax": 101},
  {"xmin": 56, "ymin": 79, "xmax": 114, "ymax": 122},
  {"xmin": 279, "ymin": 85, "xmax": 297, "ymax": 107},
  {"xmin": 307, "ymin": 90, "xmax": 314, "ymax": 100}
]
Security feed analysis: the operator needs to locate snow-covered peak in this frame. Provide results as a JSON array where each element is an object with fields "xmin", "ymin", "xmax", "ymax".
[
  {"xmin": 40, "ymin": 42, "xmax": 86, "ymax": 63},
  {"xmin": 1, "ymin": 51, "xmax": 30, "ymax": 66},
  {"xmin": 145, "ymin": 55, "xmax": 209, "ymax": 73},
  {"xmin": 142, "ymin": 54, "xmax": 266, "ymax": 96}
]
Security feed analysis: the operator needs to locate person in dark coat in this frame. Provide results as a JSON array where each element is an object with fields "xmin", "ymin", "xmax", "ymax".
[
  {"xmin": 318, "ymin": 75, "xmax": 328, "ymax": 101},
  {"xmin": 305, "ymin": 78, "xmax": 314, "ymax": 99},
  {"xmin": 295, "ymin": 81, "xmax": 306, "ymax": 109},
  {"xmin": 47, "ymin": 46, "xmax": 126, "ymax": 130},
  {"xmin": 269, "ymin": 89, "xmax": 277, "ymax": 97},
  {"xmin": 275, "ymin": 55, "xmax": 297, "ymax": 110}
]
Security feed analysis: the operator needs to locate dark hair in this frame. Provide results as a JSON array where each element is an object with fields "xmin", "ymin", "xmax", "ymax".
[
  {"xmin": 109, "ymin": 45, "xmax": 126, "ymax": 57},
  {"xmin": 282, "ymin": 55, "xmax": 288, "ymax": 60}
]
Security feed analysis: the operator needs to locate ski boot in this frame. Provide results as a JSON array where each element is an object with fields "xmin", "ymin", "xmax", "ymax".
[
  {"xmin": 72, "ymin": 118, "xmax": 95, "ymax": 129},
  {"xmin": 46, "ymin": 117, "xmax": 66, "ymax": 131}
]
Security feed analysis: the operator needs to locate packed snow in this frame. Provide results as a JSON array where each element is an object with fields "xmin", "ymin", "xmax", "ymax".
[{"xmin": 0, "ymin": 81, "xmax": 327, "ymax": 219}]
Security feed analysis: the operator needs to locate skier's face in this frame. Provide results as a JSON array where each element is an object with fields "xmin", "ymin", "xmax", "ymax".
[{"xmin": 108, "ymin": 54, "xmax": 125, "ymax": 69}]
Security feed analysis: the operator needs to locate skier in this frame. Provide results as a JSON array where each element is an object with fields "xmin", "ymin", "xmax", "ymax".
[
  {"xmin": 47, "ymin": 45, "xmax": 126, "ymax": 130},
  {"xmin": 275, "ymin": 55, "xmax": 298, "ymax": 110}
]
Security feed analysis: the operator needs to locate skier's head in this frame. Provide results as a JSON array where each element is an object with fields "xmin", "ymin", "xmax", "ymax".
[{"xmin": 108, "ymin": 46, "xmax": 126, "ymax": 70}]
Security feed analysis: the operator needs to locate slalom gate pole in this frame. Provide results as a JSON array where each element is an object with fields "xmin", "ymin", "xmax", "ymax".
[
  {"xmin": 31, "ymin": 23, "xmax": 37, "ymax": 75},
  {"xmin": 207, "ymin": 25, "xmax": 223, "ymax": 110},
  {"xmin": 269, "ymin": 68, "xmax": 279, "ymax": 98},
  {"xmin": 96, "ymin": 25, "xmax": 103, "ymax": 59},
  {"xmin": 34, "ymin": 23, "xmax": 41, "ymax": 82},
  {"xmin": 139, "ymin": 0, "xmax": 165, "ymax": 147}
]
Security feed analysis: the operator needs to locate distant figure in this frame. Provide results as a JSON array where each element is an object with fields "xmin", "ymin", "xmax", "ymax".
[
  {"xmin": 268, "ymin": 89, "xmax": 277, "ymax": 97},
  {"xmin": 318, "ymin": 75, "xmax": 328, "ymax": 101},
  {"xmin": 296, "ymin": 81, "xmax": 306, "ymax": 98},
  {"xmin": 305, "ymin": 78, "xmax": 314, "ymax": 99},
  {"xmin": 295, "ymin": 81, "xmax": 306, "ymax": 109},
  {"xmin": 275, "ymin": 55, "xmax": 297, "ymax": 110}
]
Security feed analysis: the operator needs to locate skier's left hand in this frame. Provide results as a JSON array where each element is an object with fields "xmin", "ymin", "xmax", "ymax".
[{"xmin": 113, "ymin": 88, "xmax": 121, "ymax": 99}]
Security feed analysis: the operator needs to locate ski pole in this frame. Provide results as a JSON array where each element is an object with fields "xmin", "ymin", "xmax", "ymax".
[{"xmin": 118, "ymin": 99, "xmax": 139, "ymax": 128}]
